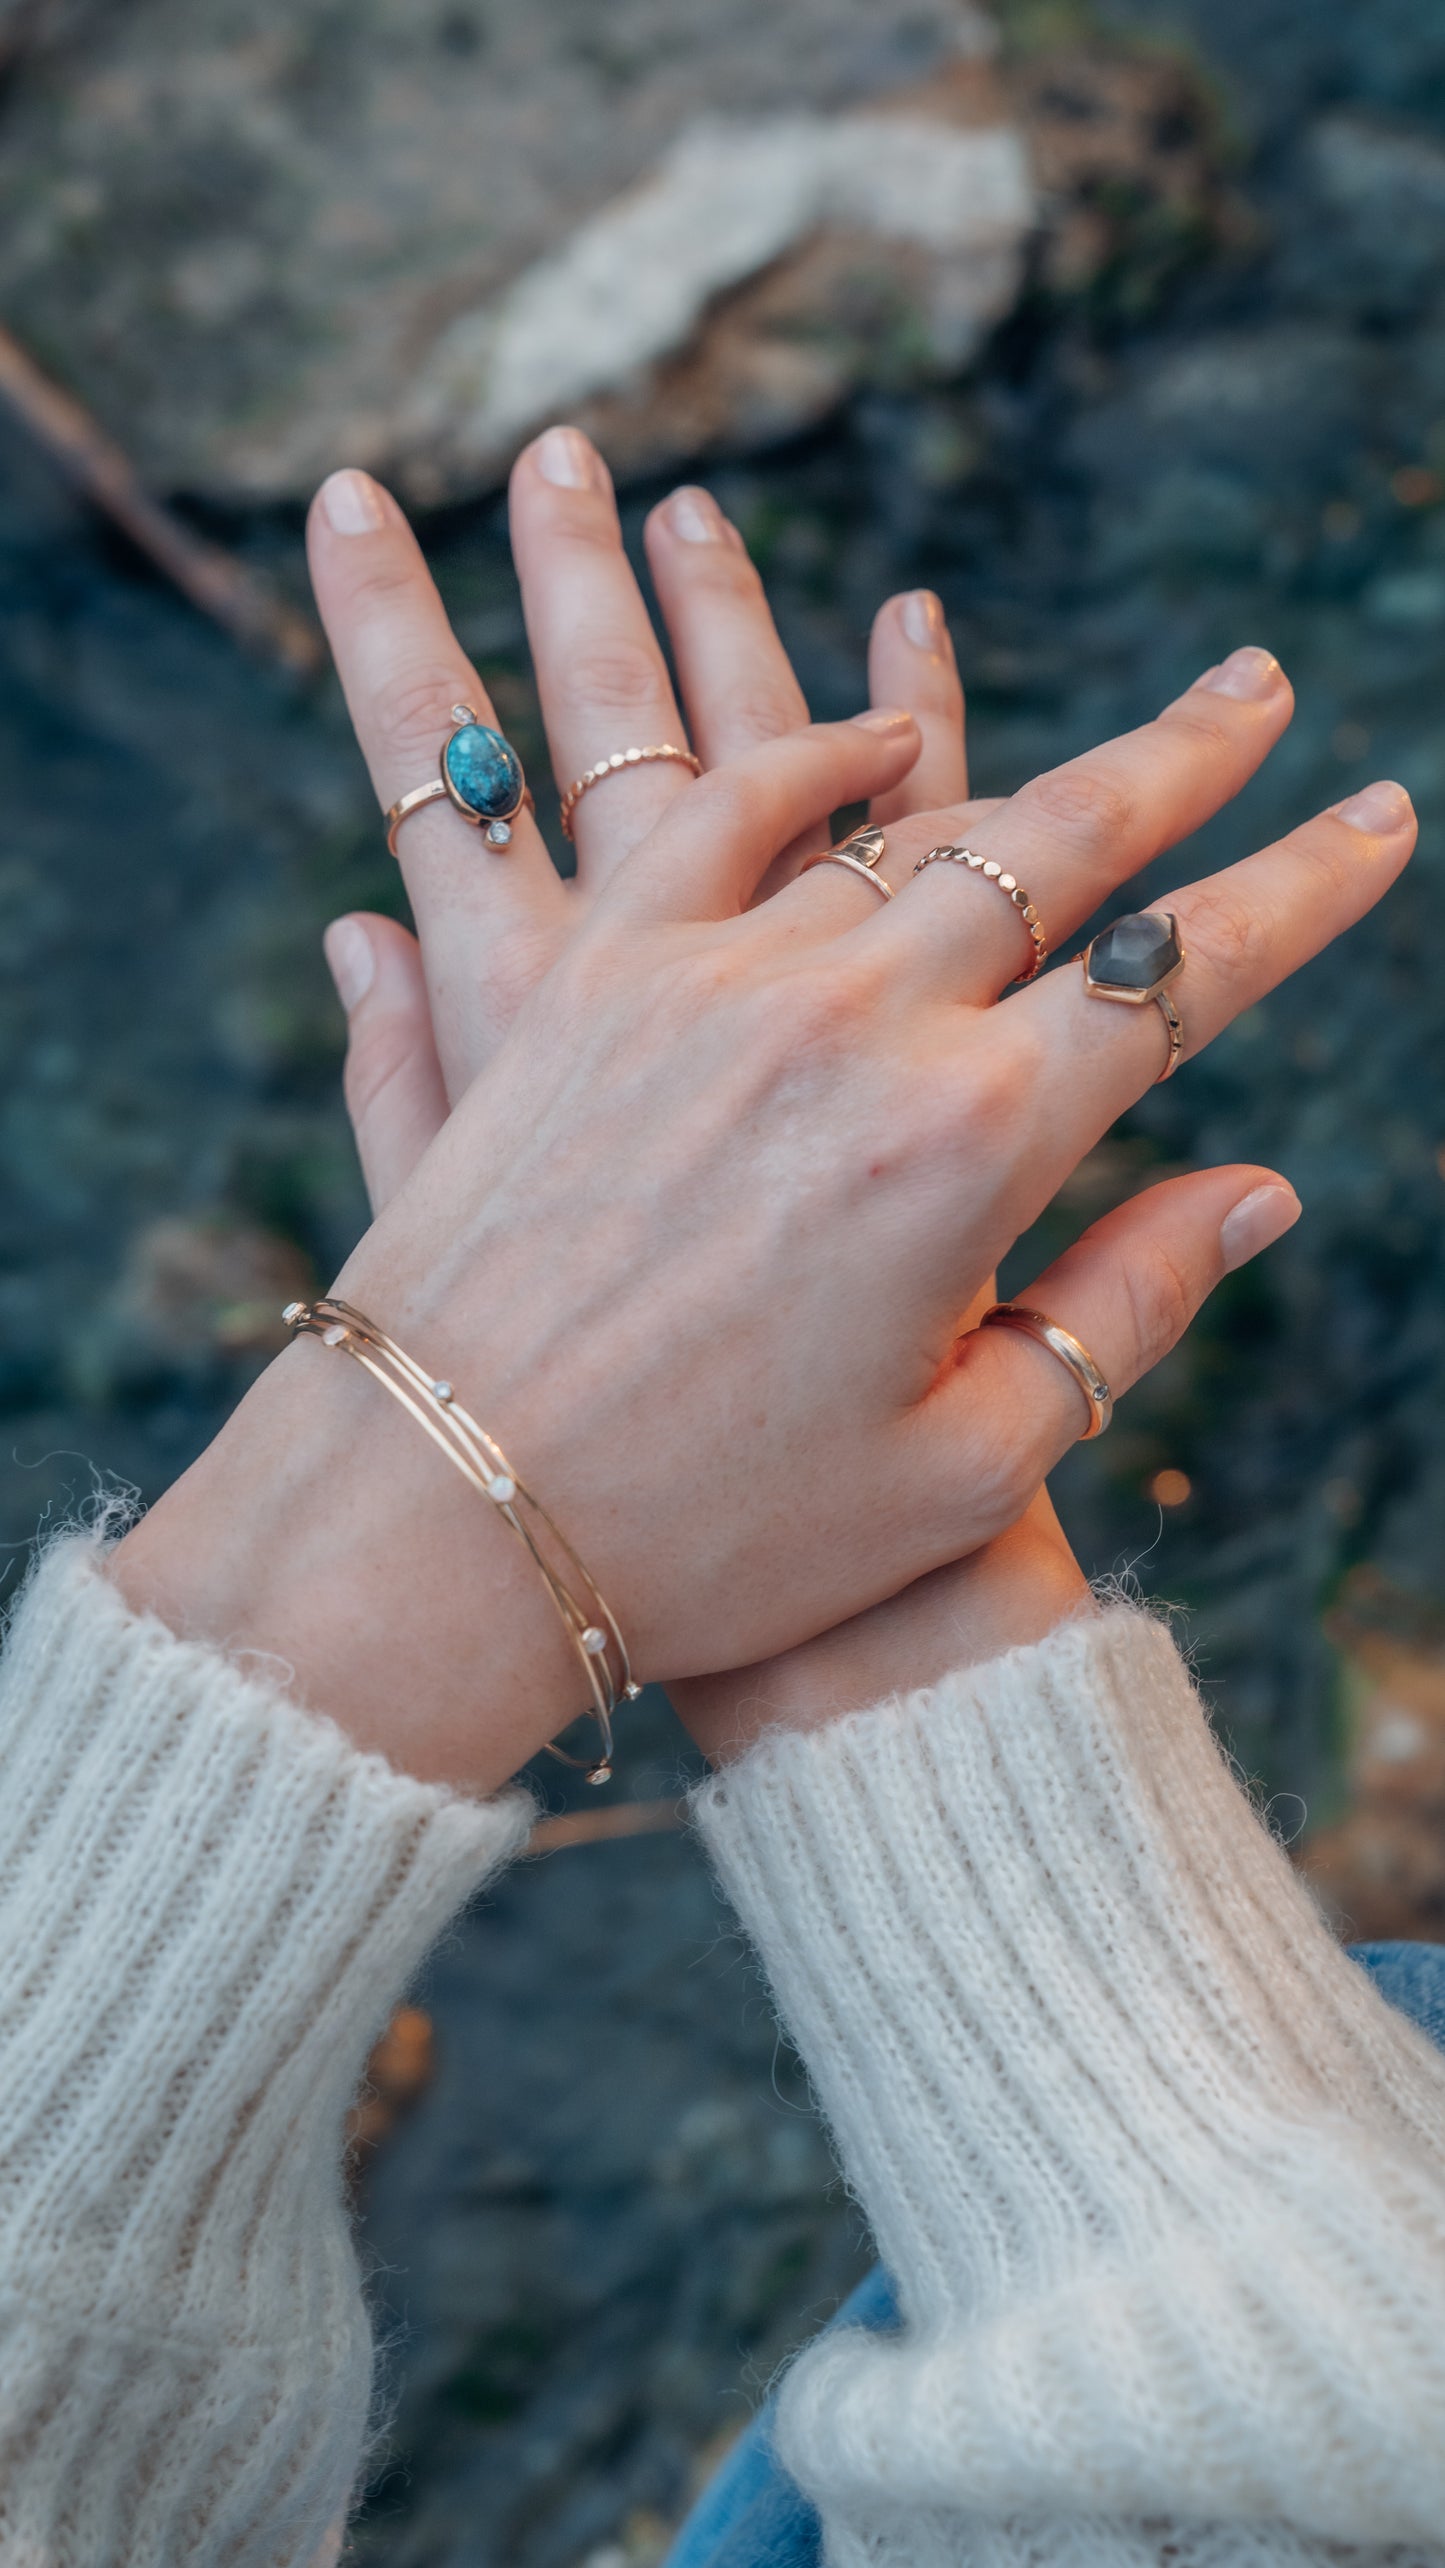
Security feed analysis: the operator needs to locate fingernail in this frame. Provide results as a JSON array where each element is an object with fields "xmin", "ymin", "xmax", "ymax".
[
  {"xmin": 318, "ymin": 468, "xmax": 387, "ymax": 535},
  {"xmin": 1220, "ymin": 1181, "xmax": 1301, "ymax": 1273},
  {"xmin": 900, "ymin": 588, "xmax": 945, "ymax": 650},
  {"xmin": 852, "ymin": 705, "xmax": 916, "ymax": 735},
  {"xmin": 323, "ymin": 917, "xmax": 375, "ymax": 1012},
  {"xmin": 535, "ymin": 424, "xmax": 601, "ymax": 490},
  {"xmin": 1334, "ymin": 777, "xmax": 1413, "ymax": 834},
  {"xmin": 668, "ymin": 485, "xmax": 725, "ymax": 542},
  {"xmin": 1197, "ymin": 646, "xmax": 1283, "ymax": 701}
]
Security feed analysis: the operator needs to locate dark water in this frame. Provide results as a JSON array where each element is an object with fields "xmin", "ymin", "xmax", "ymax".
[{"xmin": 6, "ymin": 1, "xmax": 1445, "ymax": 2558}]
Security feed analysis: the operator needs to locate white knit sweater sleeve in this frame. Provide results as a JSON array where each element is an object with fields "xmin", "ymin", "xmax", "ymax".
[
  {"xmin": 693, "ymin": 1603, "xmax": 1445, "ymax": 2568},
  {"xmin": 0, "ymin": 1536, "xmax": 531, "ymax": 2568}
]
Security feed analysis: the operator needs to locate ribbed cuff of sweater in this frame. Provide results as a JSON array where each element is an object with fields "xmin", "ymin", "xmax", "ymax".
[
  {"xmin": 693, "ymin": 1603, "xmax": 1445, "ymax": 2552},
  {"xmin": 0, "ymin": 1535, "xmax": 530, "ymax": 2562}
]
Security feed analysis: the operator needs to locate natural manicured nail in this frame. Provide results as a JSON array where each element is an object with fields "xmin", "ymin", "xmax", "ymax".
[
  {"xmin": 852, "ymin": 705, "xmax": 916, "ymax": 734},
  {"xmin": 668, "ymin": 485, "xmax": 725, "ymax": 542},
  {"xmin": 323, "ymin": 917, "xmax": 375, "ymax": 1012},
  {"xmin": 1198, "ymin": 646, "xmax": 1283, "ymax": 701},
  {"xmin": 1334, "ymin": 778, "xmax": 1413, "ymax": 834},
  {"xmin": 900, "ymin": 588, "xmax": 946, "ymax": 650},
  {"xmin": 318, "ymin": 468, "xmax": 387, "ymax": 535},
  {"xmin": 535, "ymin": 424, "xmax": 602, "ymax": 489},
  {"xmin": 1220, "ymin": 1182, "xmax": 1301, "ymax": 1273}
]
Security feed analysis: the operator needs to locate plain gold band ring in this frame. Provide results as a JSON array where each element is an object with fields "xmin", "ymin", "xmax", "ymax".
[
  {"xmin": 977, "ymin": 1302, "xmax": 1114, "ymax": 1439},
  {"xmin": 911, "ymin": 843, "xmax": 1049, "ymax": 982},
  {"xmin": 801, "ymin": 824, "xmax": 894, "ymax": 903},
  {"xmin": 560, "ymin": 743, "xmax": 703, "ymax": 839}
]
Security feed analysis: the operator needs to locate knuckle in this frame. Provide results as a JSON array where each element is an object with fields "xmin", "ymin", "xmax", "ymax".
[
  {"xmin": 1158, "ymin": 704, "xmax": 1235, "ymax": 761},
  {"xmin": 372, "ymin": 664, "xmax": 472, "ymax": 764},
  {"xmin": 341, "ymin": 1012, "xmax": 424, "ymax": 1136},
  {"xmin": 1122, "ymin": 1242, "xmax": 1195, "ymax": 1366},
  {"xmin": 1023, "ymin": 761, "xmax": 1136, "ymax": 854},
  {"xmin": 715, "ymin": 685, "xmax": 806, "ymax": 747},
  {"xmin": 1177, "ymin": 883, "xmax": 1270, "ymax": 980},
  {"xmin": 567, "ymin": 639, "xmax": 669, "ymax": 719}
]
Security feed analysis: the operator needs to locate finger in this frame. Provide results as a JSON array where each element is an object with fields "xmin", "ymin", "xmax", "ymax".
[
  {"xmin": 928, "ymin": 1163, "xmax": 1302, "ymax": 1534},
  {"xmin": 867, "ymin": 591, "xmax": 969, "ymax": 819},
  {"xmin": 307, "ymin": 469, "xmax": 567, "ymax": 1097},
  {"xmin": 511, "ymin": 429, "xmax": 695, "ymax": 884},
  {"xmin": 644, "ymin": 486, "xmax": 812, "ymax": 764},
  {"xmin": 869, "ymin": 645, "xmax": 1296, "ymax": 1000},
  {"xmin": 608, "ymin": 709, "xmax": 921, "ymax": 923},
  {"xmin": 1013, "ymin": 779, "xmax": 1416, "ymax": 1176},
  {"xmin": 322, "ymin": 914, "xmax": 448, "ymax": 1215}
]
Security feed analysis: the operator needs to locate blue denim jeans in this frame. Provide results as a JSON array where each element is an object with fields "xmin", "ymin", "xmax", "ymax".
[{"xmin": 664, "ymin": 1941, "xmax": 1445, "ymax": 2568}]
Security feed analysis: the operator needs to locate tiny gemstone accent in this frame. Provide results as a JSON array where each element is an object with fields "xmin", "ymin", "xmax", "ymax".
[
  {"xmin": 322, "ymin": 1322, "xmax": 347, "ymax": 1346},
  {"xmin": 1094, "ymin": 1384, "xmax": 1108, "ymax": 1400},
  {"xmin": 443, "ymin": 720, "xmax": 524, "ymax": 821},
  {"xmin": 487, "ymin": 1473, "xmax": 516, "ymax": 1504},
  {"xmin": 432, "ymin": 1380, "xmax": 454, "ymax": 1403},
  {"xmin": 581, "ymin": 1625, "xmax": 608, "ymax": 1655},
  {"xmin": 623, "ymin": 1681, "xmax": 643, "ymax": 1700},
  {"xmin": 450, "ymin": 702, "xmax": 474, "ymax": 724},
  {"xmin": 588, "ymin": 1763, "xmax": 612, "ymax": 1787},
  {"xmin": 282, "ymin": 1301, "xmax": 304, "ymax": 1325},
  {"xmin": 1087, "ymin": 910, "xmax": 1182, "ymax": 993},
  {"xmin": 485, "ymin": 819, "xmax": 512, "ymax": 847}
]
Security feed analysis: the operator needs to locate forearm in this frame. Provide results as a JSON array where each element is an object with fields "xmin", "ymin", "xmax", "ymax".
[
  {"xmin": 0, "ymin": 1535, "xmax": 529, "ymax": 2565},
  {"xmin": 693, "ymin": 1601, "xmax": 1445, "ymax": 2559}
]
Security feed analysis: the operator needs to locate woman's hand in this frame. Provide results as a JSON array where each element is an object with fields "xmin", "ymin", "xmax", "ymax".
[{"xmin": 109, "ymin": 435, "xmax": 1411, "ymax": 1800}]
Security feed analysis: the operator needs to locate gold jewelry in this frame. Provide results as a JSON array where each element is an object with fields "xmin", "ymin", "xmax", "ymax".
[
  {"xmin": 384, "ymin": 703, "xmax": 534, "ymax": 858},
  {"xmin": 911, "ymin": 843, "xmax": 1048, "ymax": 981},
  {"xmin": 1080, "ymin": 911, "xmax": 1185, "ymax": 1082},
  {"xmin": 559, "ymin": 742, "xmax": 702, "ymax": 838},
  {"xmin": 283, "ymin": 1296, "xmax": 638, "ymax": 1784},
  {"xmin": 977, "ymin": 1303, "xmax": 1113, "ymax": 1439},
  {"xmin": 801, "ymin": 824, "xmax": 893, "ymax": 902}
]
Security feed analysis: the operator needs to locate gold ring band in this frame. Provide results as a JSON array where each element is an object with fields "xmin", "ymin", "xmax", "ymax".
[
  {"xmin": 385, "ymin": 703, "xmax": 533, "ymax": 858},
  {"xmin": 977, "ymin": 1302, "xmax": 1113, "ymax": 1438},
  {"xmin": 801, "ymin": 824, "xmax": 893, "ymax": 902},
  {"xmin": 560, "ymin": 743, "xmax": 702, "ymax": 839},
  {"xmin": 911, "ymin": 844, "xmax": 1049, "ymax": 982}
]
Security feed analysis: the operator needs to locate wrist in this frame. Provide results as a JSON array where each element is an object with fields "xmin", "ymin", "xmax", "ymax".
[
  {"xmin": 109, "ymin": 1334, "xmax": 585, "ymax": 1794},
  {"xmin": 673, "ymin": 1502, "xmax": 1090, "ymax": 1765}
]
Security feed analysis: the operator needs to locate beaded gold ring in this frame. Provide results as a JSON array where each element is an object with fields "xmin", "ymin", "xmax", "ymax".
[{"xmin": 911, "ymin": 842, "xmax": 1049, "ymax": 983}]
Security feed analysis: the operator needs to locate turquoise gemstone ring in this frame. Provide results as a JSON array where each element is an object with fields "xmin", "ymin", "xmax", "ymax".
[{"xmin": 384, "ymin": 702, "xmax": 533, "ymax": 858}]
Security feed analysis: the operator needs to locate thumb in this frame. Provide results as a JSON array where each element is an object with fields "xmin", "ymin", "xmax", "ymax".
[
  {"xmin": 932, "ymin": 1164, "xmax": 1301, "ymax": 1532},
  {"xmin": 323, "ymin": 913, "xmax": 448, "ymax": 1215}
]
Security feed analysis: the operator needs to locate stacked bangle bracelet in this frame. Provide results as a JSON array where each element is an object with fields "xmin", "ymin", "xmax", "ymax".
[{"xmin": 284, "ymin": 1297, "xmax": 638, "ymax": 1784}]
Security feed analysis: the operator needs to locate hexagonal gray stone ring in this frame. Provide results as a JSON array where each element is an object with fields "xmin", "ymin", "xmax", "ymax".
[
  {"xmin": 1079, "ymin": 910, "xmax": 1185, "ymax": 1082},
  {"xmin": 384, "ymin": 704, "xmax": 534, "ymax": 859}
]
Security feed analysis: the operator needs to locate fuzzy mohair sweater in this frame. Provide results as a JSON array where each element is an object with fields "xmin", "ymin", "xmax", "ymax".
[{"xmin": 0, "ymin": 1538, "xmax": 1443, "ymax": 2566}]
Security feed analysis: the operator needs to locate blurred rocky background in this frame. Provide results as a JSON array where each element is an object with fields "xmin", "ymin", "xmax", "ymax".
[{"xmin": 3, "ymin": 0, "xmax": 1445, "ymax": 2558}]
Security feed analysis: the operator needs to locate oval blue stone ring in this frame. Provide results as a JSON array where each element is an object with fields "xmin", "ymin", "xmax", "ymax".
[{"xmin": 384, "ymin": 703, "xmax": 534, "ymax": 858}]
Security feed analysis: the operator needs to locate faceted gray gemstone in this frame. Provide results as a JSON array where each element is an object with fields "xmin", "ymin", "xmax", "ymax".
[{"xmin": 1087, "ymin": 910, "xmax": 1181, "ymax": 992}]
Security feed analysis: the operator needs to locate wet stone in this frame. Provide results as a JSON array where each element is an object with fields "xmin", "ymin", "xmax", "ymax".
[
  {"xmin": 1088, "ymin": 911, "xmax": 1181, "ymax": 992},
  {"xmin": 444, "ymin": 723, "xmax": 523, "ymax": 820}
]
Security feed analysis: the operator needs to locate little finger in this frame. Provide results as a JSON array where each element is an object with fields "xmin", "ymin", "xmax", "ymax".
[{"xmin": 323, "ymin": 914, "xmax": 448, "ymax": 1215}]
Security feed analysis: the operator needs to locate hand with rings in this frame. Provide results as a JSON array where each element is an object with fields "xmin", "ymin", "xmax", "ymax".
[{"xmin": 113, "ymin": 427, "xmax": 1415, "ymax": 1790}]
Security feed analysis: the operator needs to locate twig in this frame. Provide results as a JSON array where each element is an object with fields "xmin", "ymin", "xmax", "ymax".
[
  {"xmin": 0, "ymin": 320, "xmax": 323, "ymax": 674},
  {"xmin": 528, "ymin": 1798, "xmax": 687, "ymax": 1854}
]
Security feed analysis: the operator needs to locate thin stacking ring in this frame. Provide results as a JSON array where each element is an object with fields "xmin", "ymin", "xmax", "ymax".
[
  {"xmin": 801, "ymin": 824, "xmax": 893, "ymax": 903},
  {"xmin": 911, "ymin": 844, "xmax": 1048, "ymax": 982},
  {"xmin": 560, "ymin": 743, "xmax": 702, "ymax": 839},
  {"xmin": 385, "ymin": 703, "xmax": 534, "ymax": 858},
  {"xmin": 978, "ymin": 1304, "xmax": 1113, "ymax": 1439}
]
